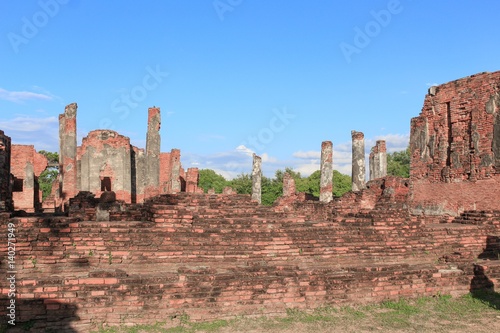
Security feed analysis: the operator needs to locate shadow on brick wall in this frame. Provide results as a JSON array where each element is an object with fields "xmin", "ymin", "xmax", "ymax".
[
  {"xmin": 470, "ymin": 235, "xmax": 500, "ymax": 310},
  {"xmin": 0, "ymin": 298, "xmax": 78, "ymax": 332}
]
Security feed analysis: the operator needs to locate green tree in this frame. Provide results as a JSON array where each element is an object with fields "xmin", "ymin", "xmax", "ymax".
[
  {"xmin": 38, "ymin": 169, "xmax": 58, "ymax": 200},
  {"xmin": 37, "ymin": 151, "xmax": 60, "ymax": 200},
  {"xmin": 227, "ymin": 173, "xmax": 252, "ymax": 194},
  {"xmin": 283, "ymin": 169, "xmax": 352, "ymax": 199},
  {"xmin": 387, "ymin": 147, "xmax": 410, "ymax": 178},
  {"xmin": 332, "ymin": 170, "xmax": 351, "ymax": 197},
  {"xmin": 199, "ymin": 167, "xmax": 353, "ymax": 206},
  {"xmin": 38, "ymin": 150, "xmax": 59, "ymax": 164},
  {"xmin": 198, "ymin": 169, "xmax": 227, "ymax": 193}
]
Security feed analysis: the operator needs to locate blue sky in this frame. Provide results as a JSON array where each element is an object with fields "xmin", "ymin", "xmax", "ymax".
[{"xmin": 1, "ymin": 0, "xmax": 500, "ymax": 179}]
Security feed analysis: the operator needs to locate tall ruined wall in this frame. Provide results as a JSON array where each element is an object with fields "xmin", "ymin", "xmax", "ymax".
[
  {"xmin": 78, "ymin": 130, "xmax": 132, "ymax": 202},
  {"xmin": 410, "ymin": 71, "xmax": 500, "ymax": 215},
  {"xmin": 0, "ymin": 130, "xmax": 12, "ymax": 212},
  {"xmin": 11, "ymin": 145, "xmax": 47, "ymax": 212},
  {"xmin": 159, "ymin": 149, "xmax": 182, "ymax": 194}
]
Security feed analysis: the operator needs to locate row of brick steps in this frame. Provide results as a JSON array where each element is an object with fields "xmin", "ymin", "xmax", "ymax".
[{"xmin": 451, "ymin": 210, "xmax": 500, "ymax": 225}]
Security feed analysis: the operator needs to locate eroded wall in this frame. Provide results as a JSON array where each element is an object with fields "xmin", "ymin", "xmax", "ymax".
[
  {"xmin": 79, "ymin": 130, "xmax": 133, "ymax": 202},
  {"xmin": 11, "ymin": 145, "xmax": 48, "ymax": 212},
  {"xmin": 410, "ymin": 71, "xmax": 500, "ymax": 215}
]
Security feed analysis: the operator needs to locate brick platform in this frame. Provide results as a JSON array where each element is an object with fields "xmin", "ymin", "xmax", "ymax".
[{"xmin": 1, "ymin": 192, "xmax": 499, "ymax": 331}]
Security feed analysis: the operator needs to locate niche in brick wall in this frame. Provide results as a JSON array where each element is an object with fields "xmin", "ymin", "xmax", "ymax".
[{"xmin": 101, "ymin": 177, "xmax": 112, "ymax": 191}]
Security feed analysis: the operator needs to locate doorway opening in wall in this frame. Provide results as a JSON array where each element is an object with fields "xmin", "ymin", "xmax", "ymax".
[
  {"xmin": 101, "ymin": 177, "xmax": 112, "ymax": 191},
  {"xmin": 13, "ymin": 178, "xmax": 23, "ymax": 192}
]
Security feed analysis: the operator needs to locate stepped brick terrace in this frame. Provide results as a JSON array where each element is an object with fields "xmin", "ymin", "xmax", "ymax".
[{"xmin": 1, "ymin": 71, "xmax": 500, "ymax": 332}]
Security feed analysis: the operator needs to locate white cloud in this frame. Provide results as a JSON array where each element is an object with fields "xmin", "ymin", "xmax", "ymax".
[
  {"xmin": 235, "ymin": 144, "xmax": 254, "ymax": 157},
  {"xmin": 0, "ymin": 88, "xmax": 52, "ymax": 103},
  {"xmin": 293, "ymin": 150, "xmax": 321, "ymax": 159},
  {"xmin": 0, "ymin": 116, "xmax": 59, "ymax": 151},
  {"xmin": 366, "ymin": 133, "xmax": 409, "ymax": 153}
]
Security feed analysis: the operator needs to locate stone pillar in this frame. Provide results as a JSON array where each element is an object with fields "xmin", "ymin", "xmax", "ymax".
[
  {"xmin": 282, "ymin": 172, "xmax": 296, "ymax": 197},
  {"xmin": 351, "ymin": 131, "xmax": 366, "ymax": 192},
  {"xmin": 251, "ymin": 153, "xmax": 262, "ymax": 204},
  {"xmin": 145, "ymin": 107, "xmax": 161, "ymax": 197},
  {"xmin": 59, "ymin": 103, "xmax": 78, "ymax": 207},
  {"xmin": 369, "ymin": 140, "xmax": 387, "ymax": 180},
  {"xmin": 0, "ymin": 130, "xmax": 12, "ymax": 212},
  {"xmin": 320, "ymin": 141, "xmax": 333, "ymax": 203},
  {"xmin": 170, "ymin": 149, "xmax": 181, "ymax": 193}
]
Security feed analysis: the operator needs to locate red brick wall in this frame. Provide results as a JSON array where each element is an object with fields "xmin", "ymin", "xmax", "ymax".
[
  {"xmin": 160, "ymin": 152, "xmax": 172, "ymax": 193},
  {"xmin": 159, "ymin": 149, "xmax": 182, "ymax": 194},
  {"xmin": 1, "ymin": 193, "xmax": 498, "ymax": 331},
  {"xmin": 185, "ymin": 167, "xmax": 199, "ymax": 193},
  {"xmin": 409, "ymin": 71, "xmax": 500, "ymax": 215},
  {"xmin": 410, "ymin": 71, "xmax": 500, "ymax": 182},
  {"xmin": 11, "ymin": 145, "xmax": 47, "ymax": 212},
  {"xmin": 78, "ymin": 130, "xmax": 132, "ymax": 203}
]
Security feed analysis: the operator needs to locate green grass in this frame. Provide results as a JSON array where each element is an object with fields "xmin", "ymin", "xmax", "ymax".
[{"xmin": 83, "ymin": 292, "xmax": 500, "ymax": 333}]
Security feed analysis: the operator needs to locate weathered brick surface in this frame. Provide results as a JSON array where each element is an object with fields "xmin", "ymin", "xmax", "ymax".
[
  {"xmin": 369, "ymin": 140, "xmax": 387, "ymax": 180},
  {"xmin": 4, "ymin": 71, "xmax": 500, "ymax": 332},
  {"xmin": 59, "ymin": 103, "xmax": 78, "ymax": 208},
  {"xmin": 79, "ymin": 130, "xmax": 133, "ymax": 203},
  {"xmin": 185, "ymin": 167, "xmax": 200, "ymax": 193},
  {"xmin": 11, "ymin": 145, "xmax": 47, "ymax": 212},
  {"xmin": 410, "ymin": 71, "xmax": 500, "ymax": 215},
  {"xmin": 1, "ymin": 191, "xmax": 498, "ymax": 331},
  {"xmin": 319, "ymin": 141, "xmax": 333, "ymax": 202}
]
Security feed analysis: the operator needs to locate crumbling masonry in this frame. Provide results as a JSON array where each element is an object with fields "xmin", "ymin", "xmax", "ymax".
[
  {"xmin": 369, "ymin": 140, "xmax": 387, "ymax": 180},
  {"xmin": 351, "ymin": 130, "xmax": 365, "ymax": 191},
  {"xmin": 319, "ymin": 140, "xmax": 333, "ymax": 202},
  {"xmin": 410, "ymin": 71, "xmax": 500, "ymax": 215},
  {"xmin": 55, "ymin": 104, "xmax": 198, "ymax": 211},
  {"xmin": 1, "ymin": 71, "xmax": 500, "ymax": 332}
]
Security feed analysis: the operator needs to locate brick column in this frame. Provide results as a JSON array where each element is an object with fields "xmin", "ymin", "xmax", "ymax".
[
  {"xmin": 59, "ymin": 103, "xmax": 78, "ymax": 208},
  {"xmin": 351, "ymin": 131, "xmax": 366, "ymax": 192},
  {"xmin": 185, "ymin": 167, "xmax": 199, "ymax": 193},
  {"xmin": 320, "ymin": 141, "xmax": 333, "ymax": 203},
  {"xmin": 170, "ymin": 149, "xmax": 181, "ymax": 193},
  {"xmin": 282, "ymin": 172, "xmax": 296, "ymax": 197},
  {"xmin": 145, "ymin": 107, "xmax": 161, "ymax": 197},
  {"xmin": 251, "ymin": 154, "xmax": 262, "ymax": 204},
  {"xmin": 369, "ymin": 140, "xmax": 387, "ymax": 180}
]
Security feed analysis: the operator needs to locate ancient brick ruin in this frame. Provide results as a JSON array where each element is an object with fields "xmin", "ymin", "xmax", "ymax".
[
  {"xmin": 410, "ymin": 71, "xmax": 500, "ymax": 215},
  {"xmin": 54, "ymin": 104, "xmax": 199, "ymax": 212},
  {"xmin": 11, "ymin": 145, "xmax": 48, "ymax": 213},
  {"xmin": 1, "ymin": 71, "xmax": 500, "ymax": 332},
  {"xmin": 369, "ymin": 140, "xmax": 387, "ymax": 181}
]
